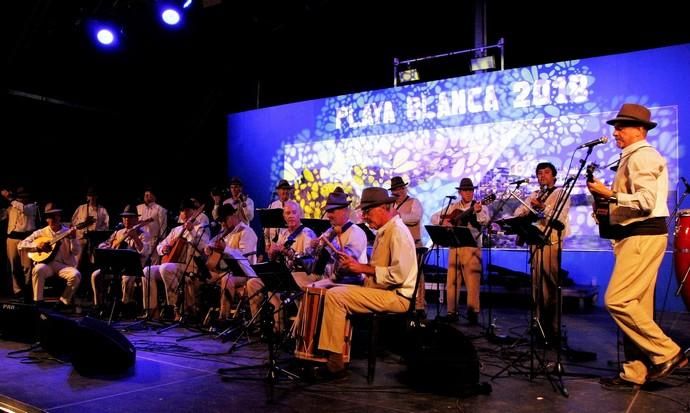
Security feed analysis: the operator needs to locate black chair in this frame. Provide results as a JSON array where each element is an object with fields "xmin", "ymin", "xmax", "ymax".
[{"xmin": 363, "ymin": 247, "xmax": 428, "ymax": 384}]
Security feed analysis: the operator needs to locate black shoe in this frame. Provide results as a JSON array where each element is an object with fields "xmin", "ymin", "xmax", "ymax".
[
  {"xmin": 647, "ymin": 350, "xmax": 689, "ymax": 381},
  {"xmin": 310, "ymin": 366, "xmax": 348, "ymax": 382},
  {"xmin": 415, "ymin": 309, "xmax": 427, "ymax": 321},
  {"xmin": 599, "ymin": 376, "xmax": 640, "ymax": 392},
  {"xmin": 441, "ymin": 312, "xmax": 459, "ymax": 323},
  {"xmin": 467, "ymin": 311, "xmax": 479, "ymax": 326}
]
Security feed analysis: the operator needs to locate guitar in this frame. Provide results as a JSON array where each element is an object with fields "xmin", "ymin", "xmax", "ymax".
[
  {"xmin": 586, "ymin": 163, "xmax": 617, "ymax": 239},
  {"xmin": 110, "ymin": 218, "xmax": 154, "ymax": 250},
  {"xmin": 28, "ymin": 217, "xmax": 96, "ymax": 263},
  {"xmin": 440, "ymin": 193, "xmax": 497, "ymax": 226},
  {"xmin": 205, "ymin": 226, "xmax": 233, "ymax": 271},
  {"xmin": 161, "ymin": 204, "xmax": 207, "ymax": 264}
]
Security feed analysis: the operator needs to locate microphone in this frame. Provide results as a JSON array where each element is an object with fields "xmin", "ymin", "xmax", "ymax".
[
  {"xmin": 577, "ymin": 136, "xmax": 608, "ymax": 149},
  {"xmin": 681, "ymin": 177, "xmax": 690, "ymax": 193},
  {"xmin": 445, "ymin": 195, "xmax": 457, "ymax": 199},
  {"xmin": 509, "ymin": 178, "xmax": 529, "ymax": 185}
]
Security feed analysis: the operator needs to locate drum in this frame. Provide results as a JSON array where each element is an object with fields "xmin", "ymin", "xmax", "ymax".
[
  {"xmin": 674, "ymin": 210, "xmax": 690, "ymax": 311},
  {"xmin": 292, "ymin": 287, "xmax": 352, "ymax": 363}
]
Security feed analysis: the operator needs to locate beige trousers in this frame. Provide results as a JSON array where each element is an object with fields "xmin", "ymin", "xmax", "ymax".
[
  {"xmin": 530, "ymin": 236, "xmax": 561, "ymax": 335},
  {"xmin": 318, "ymin": 284, "xmax": 409, "ymax": 354},
  {"xmin": 606, "ymin": 234, "xmax": 680, "ymax": 384},
  {"xmin": 446, "ymin": 246, "xmax": 481, "ymax": 314}
]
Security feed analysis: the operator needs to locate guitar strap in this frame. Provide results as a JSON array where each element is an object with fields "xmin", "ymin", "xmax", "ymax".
[
  {"xmin": 286, "ymin": 225, "xmax": 305, "ymax": 244},
  {"xmin": 395, "ymin": 196, "xmax": 410, "ymax": 210}
]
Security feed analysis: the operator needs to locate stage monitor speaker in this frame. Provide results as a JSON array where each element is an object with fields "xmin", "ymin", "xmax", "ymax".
[
  {"xmin": 405, "ymin": 321, "xmax": 490, "ymax": 396},
  {"xmin": 0, "ymin": 301, "xmax": 41, "ymax": 343},
  {"xmin": 71, "ymin": 316, "xmax": 136, "ymax": 375},
  {"xmin": 38, "ymin": 313, "xmax": 136, "ymax": 375}
]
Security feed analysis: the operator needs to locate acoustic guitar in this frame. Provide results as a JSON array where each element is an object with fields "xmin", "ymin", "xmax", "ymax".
[
  {"xmin": 440, "ymin": 193, "xmax": 496, "ymax": 226},
  {"xmin": 161, "ymin": 204, "xmax": 207, "ymax": 264},
  {"xmin": 586, "ymin": 163, "xmax": 617, "ymax": 239},
  {"xmin": 110, "ymin": 218, "xmax": 154, "ymax": 250},
  {"xmin": 28, "ymin": 216, "xmax": 96, "ymax": 263}
]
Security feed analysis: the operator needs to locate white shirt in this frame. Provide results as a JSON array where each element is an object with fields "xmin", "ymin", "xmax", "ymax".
[
  {"xmin": 515, "ymin": 186, "xmax": 571, "ymax": 239},
  {"xmin": 368, "ymin": 215, "xmax": 418, "ymax": 298},
  {"xmin": 610, "ymin": 140, "xmax": 669, "ymax": 225},
  {"xmin": 219, "ymin": 222, "xmax": 258, "ymax": 276},
  {"xmin": 395, "ymin": 196, "xmax": 424, "ymax": 242},
  {"xmin": 72, "ymin": 204, "xmax": 110, "ymax": 240},
  {"xmin": 6, "ymin": 200, "xmax": 38, "ymax": 234},
  {"xmin": 137, "ymin": 202, "xmax": 168, "ymax": 241}
]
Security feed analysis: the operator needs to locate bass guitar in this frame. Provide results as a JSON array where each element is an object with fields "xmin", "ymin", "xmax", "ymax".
[
  {"xmin": 586, "ymin": 163, "xmax": 617, "ymax": 239},
  {"xmin": 110, "ymin": 218, "xmax": 154, "ymax": 249},
  {"xmin": 440, "ymin": 193, "xmax": 496, "ymax": 226},
  {"xmin": 28, "ymin": 216, "xmax": 96, "ymax": 263}
]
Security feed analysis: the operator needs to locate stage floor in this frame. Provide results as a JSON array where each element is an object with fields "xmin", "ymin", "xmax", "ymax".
[{"xmin": 1, "ymin": 304, "xmax": 689, "ymax": 413}]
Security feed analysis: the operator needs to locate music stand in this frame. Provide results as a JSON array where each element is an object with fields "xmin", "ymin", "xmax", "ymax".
[
  {"xmin": 93, "ymin": 248, "xmax": 142, "ymax": 325},
  {"xmin": 495, "ymin": 216, "xmax": 547, "ymax": 247},
  {"xmin": 257, "ymin": 208, "xmax": 287, "ymax": 229},
  {"xmin": 300, "ymin": 218, "xmax": 331, "ymax": 236}
]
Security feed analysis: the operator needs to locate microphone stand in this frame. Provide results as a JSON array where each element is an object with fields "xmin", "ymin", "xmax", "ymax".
[{"xmin": 432, "ymin": 196, "xmax": 455, "ymax": 320}]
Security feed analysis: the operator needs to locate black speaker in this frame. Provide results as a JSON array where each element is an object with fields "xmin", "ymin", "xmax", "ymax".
[
  {"xmin": 38, "ymin": 312, "xmax": 136, "ymax": 375},
  {"xmin": 72, "ymin": 316, "xmax": 136, "ymax": 375},
  {"xmin": 0, "ymin": 301, "xmax": 41, "ymax": 343},
  {"xmin": 405, "ymin": 321, "xmax": 490, "ymax": 396}
]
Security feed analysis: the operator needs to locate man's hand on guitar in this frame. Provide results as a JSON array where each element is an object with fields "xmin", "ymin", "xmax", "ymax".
[
  {"xmin": 38, "ymin": 241, "xmax": 51, "ymax": 252},
  {"xmin": 161, "ymin": 245, "xmax": 172, "ymax": 255},
  {"xmin": 336, "ymin": 251, "xmax": 357, "ymax": 270},
  {"xmin": 67, "ymin": 227, "xmax": 77, "ymax": 238},
  {"xmin": 587, "ymin": 179, "xmax": 613, "ymax": 198}
]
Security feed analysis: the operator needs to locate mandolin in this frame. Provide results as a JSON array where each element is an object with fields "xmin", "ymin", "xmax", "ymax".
[
  {"xmin": 110, "ymin": 218, "xmax": 154, "ymax": 250},
  {"xmin": 28, "ymin": 216, "xmax": 96, "ymax": 263},
  {"xmin": 440, "ymin": 193, "xmax": 496, "ymax": 226}
]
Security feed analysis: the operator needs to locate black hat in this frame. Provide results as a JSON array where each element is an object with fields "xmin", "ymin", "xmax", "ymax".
[
  {"xmin": 44, "ymin": 202, "xmax": 63, "ymax": 215},
  {"xmin": 15, "ymin": 187, "xmax": 31, "ymax": 199},
  {"xmin": 455, "ymin": 178, "xmax": 476, "ymax": 191},
  {"xmin": 324, "ymin": 189, "xmax": 350, "ymax": 212},
  {"xmin": 229, "ymin": 177, "xmax": 243, "ymax": 186},
  {"xmin": 356, "ymin": 187, "xmax": 397, "ymax": 210},
  {"xmin": 606, "ymin": 103, "xmax": 657, "ymax": 130},
  {"xmin": 217, "ymin": 203, "xmax": 237, "ymax": 221},
  {"xmin": 86, "ymin": 186, "xmax": 98, "ymax": 196},
  {"xmin": 388, "ymin": 176, "xmax": 408, "ymax": 190},
  {"xmin": 275, "ymin": 179, "xmax": 294, "ymax": 190},
  {"xmin": 120, "ymin": 204, "xmax": 139, "ymax": 217}
]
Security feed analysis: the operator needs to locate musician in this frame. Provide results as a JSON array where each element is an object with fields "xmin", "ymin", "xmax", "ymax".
[
  {"xmin": 247, "ymin": 200, "xmax": 315, "ymax": 330},
  {"xmin": 136, "ymin": 187, "xmax": 168, "ymax": 265},
  {"xmin": 389, "ymin": 176, "xmax": 426, "ymax": 316},
  {"xmin": 204, "ymin": 203, "xmax": 257, "ymax": 320},
  {"xmin": 212, "ymin": 177, "xmax": 255, "ymax": 224},
  {"xmin": 303, "ymin": 188, "xmax": 368, "ymax": 287},
  {"xmin": 91, "ymin": 205, "xmax": 151, "ymax": 314},
  {"xmin": 514, "ymin": 162, "xmax": 570, "ymax": 343},
  {"xmin": 316, "ymin": 187, "xmax": 417, "ymax": 378},
  {"xmin": 431, "ymin": 178, "xmax": 489, "ymax": 325},
  {"xmin": 588, "ymin": 103, "xmax": 686, "ymax": 389},
  {"xmin": 264, "ymin": 179, "xmax": 296, "ymax": 252},
  {"xmin": 18, "ymin": 203, "xmax": 81, "ymax": 308},
  {"xmin": 143, "ymin": 199, "xmax": 210, "ymax": 321},
  {"xmin": 1, "ymin": 187, "xmax": 38, "ymax": 300},
  {"xmin": 71, "ymin": 186, "xmax": 110, "ymax": 269}
]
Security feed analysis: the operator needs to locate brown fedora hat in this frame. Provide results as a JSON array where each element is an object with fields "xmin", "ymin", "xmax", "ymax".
[
  {"xmin": 324, "ymin": 188, "xmax": 350, "ymax": 211},
  {"xmin": 455, "ymin": 178, "xmax": 476, "ymax": 191},
  {"xmin": 44, "ymin": 202, "xmax": 63, "ymax": 215},
  {"xmin": 356, "ymin": 187, "xmax": 397, "ymax": 210},
  {"xmin": 606, "ymin": 103, "xmax": 657, "ymax": 130},
  {"xmin": 388, "ymin": 176, "xmax": 408, "ymax": 190}
]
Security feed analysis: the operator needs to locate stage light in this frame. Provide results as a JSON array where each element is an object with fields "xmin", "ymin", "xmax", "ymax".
[
  {"xmin": 86, "ymin": 20, "xmax": 122, "ymax": 49},
  {"xmin": 161, "ymin": 8, "xmax": 182, "ymax": 25},
  {"xmin": 470, "ymin": 55, "xmax": 496, "ymax": 72},
  {"xmin": 398, "ymin": 68, "xmax": 420, "ymax": 84}
]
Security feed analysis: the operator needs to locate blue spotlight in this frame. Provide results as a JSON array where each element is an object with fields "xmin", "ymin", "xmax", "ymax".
[
  {"xmin": 161, "ymin": 8, "xmax": 182, "ymax": 26},
  {"xmin": 87, "ymin": 20, "xmax": 121, "ymax": 49}
]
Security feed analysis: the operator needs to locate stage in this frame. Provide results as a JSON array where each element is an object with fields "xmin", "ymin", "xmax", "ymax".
[{"xmin": 1, "ymin": 303, "xmax": 689, "ymax": 412}]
